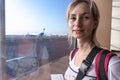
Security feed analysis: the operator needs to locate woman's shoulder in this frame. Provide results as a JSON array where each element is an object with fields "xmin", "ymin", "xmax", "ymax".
[
  {"xmin": 108, "ymin": 55, "xmax": 120, "ymax": 79},
  {"xmin": 69, "ymin": 48, "xmax": 79, "ymax": 61},
  {"xmin": 109, "ymin": 55, "xmax": 120, "ymax": 66}
]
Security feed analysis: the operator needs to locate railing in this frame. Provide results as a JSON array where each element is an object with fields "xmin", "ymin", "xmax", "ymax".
[{"xmin": 6, "ymin": 56, "xmax": 38, "ymax": 78}]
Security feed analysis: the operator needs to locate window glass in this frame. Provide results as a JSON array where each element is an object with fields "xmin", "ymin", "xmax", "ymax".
[{"xmin": 5, "ymin": 0, "xmax": 72, "ymax": 80}]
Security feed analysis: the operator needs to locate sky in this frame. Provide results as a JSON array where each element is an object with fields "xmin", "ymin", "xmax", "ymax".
[{"xmin": 5, "ymin": 0, "xmax": 72, "ymax": 35}]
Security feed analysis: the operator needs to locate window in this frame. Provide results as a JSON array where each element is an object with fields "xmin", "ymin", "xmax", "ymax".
[{"xmin": 4, "ymin": 0, "xmax": 72, "ymax": 80}]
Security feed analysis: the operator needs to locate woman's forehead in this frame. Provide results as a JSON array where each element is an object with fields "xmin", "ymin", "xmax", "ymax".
[{"xmin": 70, "ymin": 2, "xmax": 91, "ymax": 15}]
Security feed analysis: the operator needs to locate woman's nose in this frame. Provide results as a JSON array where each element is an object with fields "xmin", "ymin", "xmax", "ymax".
[{"xmin": 74, "ymin": 19, "xmax": 81, "ymax": 27}]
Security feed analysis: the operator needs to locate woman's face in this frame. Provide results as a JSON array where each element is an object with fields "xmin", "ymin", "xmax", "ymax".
[{"xmin": 68, "ymin": 2, "xmax": 96, "ymax": 40}]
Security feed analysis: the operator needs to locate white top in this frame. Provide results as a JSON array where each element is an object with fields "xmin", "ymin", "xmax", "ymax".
[{"xmin": 64, "ymin": 54, "xmax": 120, "ymax": 80}]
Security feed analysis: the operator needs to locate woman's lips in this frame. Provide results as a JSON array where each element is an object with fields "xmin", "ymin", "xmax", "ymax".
[{"xmin": 73, "ymin": 30, "xmax": 84, "ymax": 34}]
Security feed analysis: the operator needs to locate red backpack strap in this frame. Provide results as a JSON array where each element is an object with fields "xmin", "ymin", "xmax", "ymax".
[
  {"xmin": 71, "ymin": 48, "xmax": 78, "ymax": 60},
  {"xmin": 95, "ymin": 49, "xmax": 104, "ymax": 80},
  {"xmin": 104, "ymin": 52, "xmax": 116, "ymax": 77},
  {"xmin": 95, "ymin": 49, "xmax": 116, "ymax": 80}
]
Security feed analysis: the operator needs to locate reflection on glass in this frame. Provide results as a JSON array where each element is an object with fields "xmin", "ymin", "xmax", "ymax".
[
  {"xmin": 6, "ymin": 34, "xmax": 70, "ymax": 80},
  {"xmin": 5, "ymin": 0, "xmax": 72, "ymax": 80}
]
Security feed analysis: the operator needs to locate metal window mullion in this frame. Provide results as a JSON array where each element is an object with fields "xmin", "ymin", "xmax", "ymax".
[{"xmin": 0, "ymin": 0, "xmax": 6, "ymax": 80}]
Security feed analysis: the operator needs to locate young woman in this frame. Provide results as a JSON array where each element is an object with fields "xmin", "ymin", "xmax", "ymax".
[{"xmin": 64, "ymin": 0, "xmax": 120, "ymax": 80}]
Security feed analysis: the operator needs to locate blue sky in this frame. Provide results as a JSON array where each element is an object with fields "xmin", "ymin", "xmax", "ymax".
[{"xmin": 5, "ymin": 0, "xmax": 72, "ymax": 35}]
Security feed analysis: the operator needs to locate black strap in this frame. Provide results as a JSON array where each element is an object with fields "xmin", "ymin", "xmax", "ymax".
[
  {"xmin": 75, "ymin": 39, "xmax": 77, "ymax": 49},
  {"xmin": 76, "ymin": 46, "xmax": 101, "ymax": 80},
  {"xmin": 99, "ymin": 50, "xmax": 110, "ymax": 80}
]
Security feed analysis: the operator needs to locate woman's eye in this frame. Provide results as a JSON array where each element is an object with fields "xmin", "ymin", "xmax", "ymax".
[
  {"xmin": 82, "ymin": 16, "xmax": 89, "ymax": 20},
  {"xmin": 69, "ymin": 17, "xmax": 76, "ymax": 21}
]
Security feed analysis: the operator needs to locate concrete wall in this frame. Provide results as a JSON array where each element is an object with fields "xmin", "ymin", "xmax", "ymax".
[{"xmin": 95, "ymin": 0, "xmax": 112, "ymax": 49}]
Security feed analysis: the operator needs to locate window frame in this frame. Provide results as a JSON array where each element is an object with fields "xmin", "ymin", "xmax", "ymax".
[{"xmin": 0, "ymin": 0, "xmax": 6, "ymax": 80}]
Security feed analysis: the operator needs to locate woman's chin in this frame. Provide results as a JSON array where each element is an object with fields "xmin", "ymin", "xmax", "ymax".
[{"xmin": 73, "ymin": 34, "xmax": 82, "ymax": 39}]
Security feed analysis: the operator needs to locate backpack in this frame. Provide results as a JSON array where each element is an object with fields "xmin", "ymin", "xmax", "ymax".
[{"xmin": 70, "ymin": 48, "xmax": 116, "ymax": 80}]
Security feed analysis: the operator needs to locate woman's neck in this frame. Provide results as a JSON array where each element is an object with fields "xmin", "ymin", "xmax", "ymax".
[{"xmin": 77, "ymin": 39, "xmax": 95, "ymax": 53}]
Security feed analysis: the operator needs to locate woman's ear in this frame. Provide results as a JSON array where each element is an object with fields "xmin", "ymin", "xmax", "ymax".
[{"xmin": 93, "ymin": 21, "xmax": 98, "ymax": 29}]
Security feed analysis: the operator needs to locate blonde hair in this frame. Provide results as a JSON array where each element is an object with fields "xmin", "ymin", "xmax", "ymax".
[{"xmin": 66, "ymin": 0, "xmax": 100, "ymax": 47}]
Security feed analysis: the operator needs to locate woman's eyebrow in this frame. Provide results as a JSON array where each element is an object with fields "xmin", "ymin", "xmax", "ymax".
[
  {"xmin": 69, "ymin": 14, "xmax": 76, "ymax": 16},
  {"xmin": 70, "ymin": 12, "xmax": 90, "ymax": 16},
  {"xmin": 82, "ymin": 12, "xmax": 90, "ymax": 15}
]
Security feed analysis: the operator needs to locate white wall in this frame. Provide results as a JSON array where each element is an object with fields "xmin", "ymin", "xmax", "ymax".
[{"xmin": 111, "ymin": 1, "xmax": 120, "ymax": 51}]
